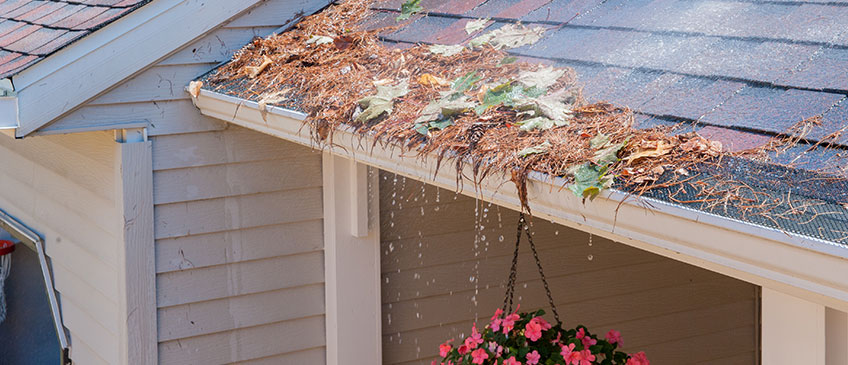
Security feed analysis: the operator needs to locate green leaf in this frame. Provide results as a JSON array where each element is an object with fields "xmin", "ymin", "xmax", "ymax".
[
  {"xmin": 396, "ymin": 0, "xmax": 423, "ymax": 21},
  {"xmin": 428, "ymin": 44, "xmax": 465, "ymax": 57},
  {"xmin": 516, "ymin": 66, "xmax": 566, "ymax": 91},
  {"xmin": 429, "ymin": 119, "xmax": 453, "ymax": 130},
  {"xmin": 356, "ymin": 80, "xmax": 410, "ymax": 122},
  {"xmin": 517, "ymin": 141, "xmax": 552, "ymax": 157},
  {"xmin": 414, "ymin": 95, "xmax": 475, "ymax": 124},
  {"xmin": 305, "ymin": 35, "xmax": 333, "ymax": 45},
  {"xmin": 465, "ymin": 18, "xmax": 489, "ymax": 34},
  {"xmin": 451, "ymin": 71, "xmax": 482, "ymax": 93},
  {"xmin": 512, "ymin": 88, "xmax": 575, "ymax": 126},
  {"xmin": 589, "ymin": 133, "xmax": 610, "ymax": 149},
  {"xmin": 567, "ymin": 163, "xmax": 613, "ymax": 201},
  {"xmin": 474, "ymin": 81, "xmax": 526, "ymax": 114},
  {"xmin": 516, "ymin": 116, "xmax": 554, "ymax": 132},
  {"xmin": 498, "ymin": 56, "xmax": 518, "ymax": 66},
  {"xmin": 593, "ymin": 142, "xmax": 624, "ymax": 166}
]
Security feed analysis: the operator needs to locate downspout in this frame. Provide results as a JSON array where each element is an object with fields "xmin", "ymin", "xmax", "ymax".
[
  {"xmin": 0, "ymin": 77, "xmax": 18, "ymax": 139},
  {"xmin": 0, "ymin": 208, "xmax": 70, "ymax": 364}
]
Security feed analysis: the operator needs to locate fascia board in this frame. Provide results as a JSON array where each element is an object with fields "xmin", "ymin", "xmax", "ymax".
[
  {"xmin": 193, "ymin": 88, "xmax": 848, "ymax": 311},
  {"xmin": 12, "ymin": 0, "xmax": 263, "ymax": 137}
]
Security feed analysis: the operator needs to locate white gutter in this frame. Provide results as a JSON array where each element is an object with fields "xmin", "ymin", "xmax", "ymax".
[{"xmin": 192, "ymin": 88, "xmax": 848, "ymax": 312}]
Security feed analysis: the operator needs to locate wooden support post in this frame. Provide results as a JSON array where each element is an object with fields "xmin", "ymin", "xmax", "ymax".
[
  {"xmin": 762, "ymin": 287, "xmax": 826, "ymax": 365},
  {"xmin": 323, "ymin": 153, "xmax": 382, "ymax": 365},
  {"xmin": 115, "ymin": 135, "xmax": 157, "ymax": 365},
  {"xmin": 827, "ymin": 308, "xmax": 848, "ymax": 365}
]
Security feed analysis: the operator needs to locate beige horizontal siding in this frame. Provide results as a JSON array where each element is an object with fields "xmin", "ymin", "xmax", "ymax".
[
  {"xmin": 379, "ymin": 174, "xmax": 759, "ymax": 365},
  {"xmin": 152, "ymin": 127, "xmax": 325, "ymax": 364},
  {"xmin": 0, "ymin": 131, "xmax": 123, "ymax": 364}
]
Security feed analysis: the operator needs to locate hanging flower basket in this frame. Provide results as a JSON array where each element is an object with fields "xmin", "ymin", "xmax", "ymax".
[
  {"xmin": 433, "ymin": 215, "xmax": 649, "ymax": 365},
  {"xmin": 435, "ymin": 306, "xmax": 648, "ymax": 365}
]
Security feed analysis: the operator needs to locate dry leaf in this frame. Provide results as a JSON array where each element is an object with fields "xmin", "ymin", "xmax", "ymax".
[
  {"xmin": 188, "ymin": 80, "xmax": 203, "ymax": 98},
  {"xmin": 244, "ymin": 55, "xmax": 272, "ymax": 78},
  {"xmin": 418, "ymin": 73, "xmax": 449, "ymax": 87},
  {"xmin": 624, "ymin": 140, "xmax": 673, "ymax": 164},
  {"xmin": 428, "ymin": 44, "xmax": 464, "ymax": 57},
  {"xmin": 306, "ymin": 35, "xmax": 334, "ymax": 45},
  {"xmin": 333, "ymin": 35, "xmax": 354, "ymax": 50},
  {"xmin": 470, "ymin": 23, "xmax": 546, "ymax": 49},
  {"xmin": 257, "ymin": 89, "xmax": 290, "ymax": 121},
  {"xmin": 465, "ymin": 18, "xmax": 489, "ymax": 34}
]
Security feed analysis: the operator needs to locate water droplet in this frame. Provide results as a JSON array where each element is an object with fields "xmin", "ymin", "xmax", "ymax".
[
  {"xmin": 498, "ymin": 235, "xmax": 504, "ymax": 242},
  {"xmin": 555, "ymin": 230, "xmax": 559, "ymax": 235},
  {"xmin": 434, "ymin": 206, "xmax": 440, "ymax": 211},
  {"xmin": 587, "ymin": 254, "xmax": 594, "ymax": 261},
  {"xmin": 523, "ymin": 283, "xmax": 528, "ymax": 288},
  {"xmin": 469, "ymin": 276, "xmax": 475, "ymax": 282},
  {"xmin": 388, "ymin": 243, "xmax": 394, "ymax": 252},
  {"xmin": 480, "ymin": 235, "xmax": 486, "ymax": 241}
]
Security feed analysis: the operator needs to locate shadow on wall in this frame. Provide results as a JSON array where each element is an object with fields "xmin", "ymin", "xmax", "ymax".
[
  {"xmin": 0, "ymin": 236, "xmax": 61, "ymax": 365},
  {"xmin": 378, "ymin": 171, "xmax": 760, "ymax": 364}
]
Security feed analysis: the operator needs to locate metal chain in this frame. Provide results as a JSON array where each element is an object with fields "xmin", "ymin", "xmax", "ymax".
[{"xmin": 501, "ymin": 213, "xmax": 561, "ymax": 325}]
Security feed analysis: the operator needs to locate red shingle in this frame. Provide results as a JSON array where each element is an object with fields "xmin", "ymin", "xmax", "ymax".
[
  {"xmin": 31, "ymin": 4, "xmax": 84, "ymax": 26},
  {"xmin": 50, "ymin": 6, "xmax": 108, "ymax": 29},
  {"xmin": 0, "ymin": 20, "xmax": 26, "ymax": 39},
  {"xmin": 74, "ymin": 7, "xmax": 129, "ymax": 30},
  {"xmin": 28, "ymin": 29, "xmax": 85, "ymax": 55},
  {"xmin": 0, "ymin": 23, "xmax": 41, "ymax": 47},
  {"xmin": 0, "ymin": 53, "xmax": 37, "ymax": 76},
  {"xmin": 12, "ymin": 1, "xmax": 66, "ymax": 23},
  {"xmin": 5, "ymin": 27, "xmax": 67, "ymax": 54},
  {"xmin": 3, "ymin": 0, "xmax": 44, "ymax": 18},
  {"xmin": 0, "ymin": 0, "xmax": 31, "ymax": 16}
]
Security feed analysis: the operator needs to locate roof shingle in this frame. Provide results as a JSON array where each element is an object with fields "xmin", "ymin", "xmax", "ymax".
[{"xmin": 0, "ymin": 0, "xmax": 149, "ymax": 78}]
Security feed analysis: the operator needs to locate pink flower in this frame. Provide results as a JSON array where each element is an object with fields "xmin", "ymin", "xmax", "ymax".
[
  {"xmin": 576, "ymin": 328, "xmax": 596, "ymax": 349},
  {"xmin": 491, "ymin": 308, "xmax": 504, "ymax": 331},
  {"xmin": 524, "ymin": 317, "xmax": 550, "ymax": 342},
  {"xmin": 526, "ymin": 350, "xmax": 541, "ymax": 365},
  {"xmin": 458, "ymin": 344, "xmax": 469, "ymax": 355},
  {"xmin": 551, "ymin": 331, "xmax": 562, "ymax": 346},
  {"xmin": 605, "ymin": 329, "xmax": 622, "ymax": 346},
  {"xmin": 626, "ymin": 352, "xmax": 649, "ymax": 365},
  {"xmin": 501, "ymin": 305, "xmax": 521, "ymax": 334},
  {"xmin": 470, "ymin": 324, "xmax": 484, "ymax": 345},
  {"xmin": 503, "ymin": 356, "xmax": 522, "ymax": 365},
  {"xmin": 471, "ymin": 348, "xmax": 489, "ymax": 364},
  {"xmin": 439, "ymin": 339, "xmax": 454, "ymax": 357},
  {"xmin": 560, "ymin": 343, "xmax": 575, "ymax": 359},
  {"xmin": 578, "ymin": 350, "xmax": 595, "ymax": 365}
]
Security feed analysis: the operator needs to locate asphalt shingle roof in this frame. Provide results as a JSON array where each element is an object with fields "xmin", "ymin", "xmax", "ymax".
[
  {"xmin": 368, "ymin": 0, "xmax": 848, "ymax": 172},
  {"xmin": 0, "ymin": 0, "xmax": 150, "ymax": 78}
]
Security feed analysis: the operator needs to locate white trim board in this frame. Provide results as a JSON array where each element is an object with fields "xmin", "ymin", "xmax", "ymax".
[
  {"xmin": 8, "ymin": 0, "xmax": 265, "ymax": 137},
  {"xmin": 192, "ymin": 88, "xmax": 848, "ymax": 312}
]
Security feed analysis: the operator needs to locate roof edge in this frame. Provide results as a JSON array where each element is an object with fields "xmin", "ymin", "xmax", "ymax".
[
  {"xmin": 192, "ymin": 87, "xmax": 848, "ymax": 311},
  {"xmin": 10, "ymin": 0, "xmax": 266, "ymax": 138}
]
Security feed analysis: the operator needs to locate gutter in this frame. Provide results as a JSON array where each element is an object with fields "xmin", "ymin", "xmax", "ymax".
[{"xmin": 192, "ymin": 88, "xmax": 848, "ymax": 311}]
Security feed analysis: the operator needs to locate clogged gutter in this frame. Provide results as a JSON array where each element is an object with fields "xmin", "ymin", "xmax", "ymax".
[{"xmin": 194, "ymin": 0, "xmax": 744, "ymax": 212}]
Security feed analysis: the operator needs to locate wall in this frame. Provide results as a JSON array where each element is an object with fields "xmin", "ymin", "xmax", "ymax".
[
  {"xmin": 380, "ymin": 172, "xmax": 760, "ymax": 364},
  {"xmin": 41, "ymin": 0, "xmax": 331, "ymax": 363},
  {"xmin": 0, "ymin": 131, "xmax": 123, "ymax": 364}
]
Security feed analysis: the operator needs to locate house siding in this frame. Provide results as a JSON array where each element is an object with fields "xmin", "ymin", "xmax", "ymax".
[
  {"xmin": 0, "ymin": 131, "xmax": 123, "ymax": 364},
  {"xmin": 39, "ymin": 0, "xmax": 330, "ymax": 363},
  {"xmin": 379, "ymin": 173, "xmax": 760, "ymax": 364}
]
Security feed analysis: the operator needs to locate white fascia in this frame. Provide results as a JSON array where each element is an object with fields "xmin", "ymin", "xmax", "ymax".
[
  {"xmin": 9, "ymin": 0, "xmax": 264, "ymax": 138},
  {"xmin": 192, "ymin": 88, "xmax": 848, "ymax": 312}
]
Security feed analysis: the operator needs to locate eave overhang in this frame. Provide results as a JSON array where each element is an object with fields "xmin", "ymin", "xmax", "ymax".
[
  {"xmin": 6, "ymin": 0, "xmax": 267, "ymax": 138},
  {"xmin": 193, "ymin": 88, "xmax": 848, "ymax": 311}
]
